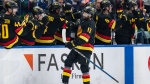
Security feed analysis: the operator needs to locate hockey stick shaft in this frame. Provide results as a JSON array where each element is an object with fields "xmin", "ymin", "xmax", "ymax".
[{"xmin": 73, "ymin": 48, "xmax": 119, "ymax": 83}]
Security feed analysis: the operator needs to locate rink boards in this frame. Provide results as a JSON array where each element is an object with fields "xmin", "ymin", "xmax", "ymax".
[{"xmin": 0, "ymin": 45, "xmax": 149, "ymax": 84}]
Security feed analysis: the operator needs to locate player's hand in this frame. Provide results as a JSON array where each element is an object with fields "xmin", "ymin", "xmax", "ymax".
[
  {"xmin": 73, "ymin": 11, "xmax": 81, "ymax": 19},
  {"xmin": 65, "ymin": 41, "xmax": 75, "ymax": 49},
  {"xmin": 24, "ymin": 14, "xmax": 29, "ymax": 23},
  {"xmin": 41, "ymin": 16, "xmax": 49, "ymax": 26}
]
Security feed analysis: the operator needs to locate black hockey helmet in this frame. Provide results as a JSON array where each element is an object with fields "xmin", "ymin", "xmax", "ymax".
[
  {"xmin": 5, "ymin": 1, "xmax": 18, "ymax": 10},
  {"xmin": 49, "ymin": 2, "xmax": 61, "ymax": 12},
  {"xmin": 126, "ymin": 0, "xmax": 137, "ymax": 10},
  {"xmin": 83, "ymin": 6, "xmax": 96, "ymax": 16},
  {"xmin": 100, "ymin": 0, "xmax": 111, "ymax": 10},
  {"xmin": 32, "ymin": 6, "xmax": 44, "ymax": 15},
  {"xmin": 86, "ymin": 2, "xmax": 94, "ymax": 7},
  {"xmin": 63, "ymin": 2, "xmax": 72, "ymax": 10}
]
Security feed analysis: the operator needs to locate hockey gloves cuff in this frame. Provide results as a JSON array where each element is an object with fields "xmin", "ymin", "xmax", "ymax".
[{"xmin": 65, "ymin": 41, "xmax": 76, "ymax": 49}]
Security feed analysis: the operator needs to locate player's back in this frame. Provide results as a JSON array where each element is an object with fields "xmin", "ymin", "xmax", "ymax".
[
  {"xmin": 0, "ymin": 14, "xmax": 17, "ymax": 42},
  {"xmin": 0, "ymin": 14, "xmax": 21, "ymax": 48}
]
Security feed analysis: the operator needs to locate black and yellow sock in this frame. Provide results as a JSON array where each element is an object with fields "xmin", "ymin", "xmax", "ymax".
[
  {"xmin": 82, "ymin": 74, "xmax": 90, "ymax": 84},
  {"xmin": 62, "ymin": 68, "xmax": 72, "ymax": 83}
]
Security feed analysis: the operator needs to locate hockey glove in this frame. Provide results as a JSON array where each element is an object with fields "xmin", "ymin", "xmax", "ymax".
[
  {"xmin": 65, "ymin": 41, "xmax": 76, "ymax": 49},
  {"xmin": 73, "ymin": 11, "xmax": 81, "ymax": 19},
  {"xmin": 24, "ymin": 14, "xmax": 30, "ymax": 23}
]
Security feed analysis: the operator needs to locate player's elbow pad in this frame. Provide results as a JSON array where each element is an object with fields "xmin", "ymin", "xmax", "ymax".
[
  {"xmin": 74, "ymin": 35, "xmax": 90, "ymax": 45},
  {"xmin": 108, "ymin": 20, "xmax": 116, "ymax": 29},
  {"xmin": 15, "ymin": 26, "xmax": 24, "ymax": 36}
]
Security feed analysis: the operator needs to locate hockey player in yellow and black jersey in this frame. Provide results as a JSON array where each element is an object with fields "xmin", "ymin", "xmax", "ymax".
[
  {"xmin": 116, "ymin": 0, "xmax": 124, "ymax": 19},
  {"xmin": 55, "ymin": 2, "xmax": 76, "ymax": 45},
  {"xmin": 20, "ymin": 6, "xmax": 49, "ymax": 46},
  {"xmin": 62, "ymin": 6, "xmax": 96, "ymax": 84},
  {"xmin": 95, "ymin": 0, "xmax": 116, "ymax": 45},
  {"xmin": 0, "ymin": 1, "xmax": 29, "ymax": 49},
  {"xmin": 132, "ymin": 0, "xmax": 145, "ymax": 43},
  {"xmin": 146, "ymin": 15, "xmax": 150, "ymax": 32},
  {"xmin": 115, "ymin": 1, "xmax": 137, "ymax": 44},
  {"xmin": 35, "ymin": 2, "xmax": 66, "ymax": 45}
]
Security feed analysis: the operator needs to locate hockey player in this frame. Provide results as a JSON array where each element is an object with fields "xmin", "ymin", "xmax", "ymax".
[
  {"xmin": 20, "ymin": 6, "xmax": 49, "ymax": 45},
  {"xmin": 95, "ymin": 0, "xmax": 116, "ymax": 45},
  {"xmin": 95, "ymin": 0, "xmax": 102, "ymax": 13},
  {"xmin": 0, "ymin": 1, "xmax": 29, "ymax": 49},
  {"xmin": 62, "ymin": 6, "xmax": 96, "ymax": 84},
  {"xmin": 133, "ymin": 0, "xmax": 150, "ymax": 44},
  {"xmin": 94, "ymin": 0, "xmax": 102, "ymax": 23},
  {"xmin": 115, "ymin": 1, "xmax": 137, "ymax": 44},
  {"xmin": 116, "ymin": 0, "xmax": 124, "ymax": 19},
  {"xmin": 55, "ymin": 2, "xmax": 75, "ymax": 45},
  {"xmin": 35, "ymin": 2, "xmax": 66, "ymax": 45}
]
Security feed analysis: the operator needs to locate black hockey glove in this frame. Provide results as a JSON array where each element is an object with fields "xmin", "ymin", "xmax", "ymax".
[
  {"xmin": 73, "ymin": 11, "xmax": 81, "ymax": 19},
  {"xmin": 65, "ymin": 41, "xmax": 76, "ymax": 49}
]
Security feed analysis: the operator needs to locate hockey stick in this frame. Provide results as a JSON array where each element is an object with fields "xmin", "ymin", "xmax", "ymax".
[
  {"xmin": 73, "ymin": 48, "xmax": 119, "ymax": 83},
  {"xmin": 62, "ymin": 30, "xmax": 119, "ymax": 83}
]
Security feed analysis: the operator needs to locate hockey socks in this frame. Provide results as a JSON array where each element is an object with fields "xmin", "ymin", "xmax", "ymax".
[
  {"xmin": 82, "ymin": 74, "xmax": 90, "ymax": 84},
  {"xmin": 62, "ymin": 68, "xmax": 72, "ymax": 83}
]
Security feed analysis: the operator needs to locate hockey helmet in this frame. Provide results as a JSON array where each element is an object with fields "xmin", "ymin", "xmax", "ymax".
[
  {"xmin": 63, "ymin": 2, "xmax": 72, "ymax": 10},
  {"xmin": 32, "ymin": 6, "xmax": 44, "ymax": 15},
  {"xmin": 100, "ymin": 0, "xmax": 111, "ymax": 10},
  {"xmin": 126, "ymin": 0, "xmax": 137, "ymax": 10},
  {"xmin": 83, "ymin": 6, "xmax": 96, "ymax": 16},
  {"xmin": 49, "ymin": 2, "xmax": 61, "ymax": 12},
  {"xmin": 5, "ymin": 1, "xmax": 18, "ymax": 9}
]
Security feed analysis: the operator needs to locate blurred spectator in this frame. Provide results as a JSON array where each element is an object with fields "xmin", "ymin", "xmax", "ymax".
[
  {"xmin": 144, "ymin": 0, "xmax": 150, "ymax": 14},
  {"xmin": 71, "ymin": 0, "xmax": 81, "ymax": 11},
  {"xmin": 36, "ymin": 0, "xmax": 48, "ymax": 9},
  {"xmin": 21, "ymin": 0, "xmax": 29, "ymax": 14},
  {"xmin": 95, "ymin": 0, "xmax": 102, "ymax": 12},
  {"xmin": 56, "ymin": 0, "xmax": 64, "ymax": 6},
  {"xmin": 0, "ymin": 0, "xmax": 3, "ymax": 11},
  {"xmin": 21, "ymin": 0, "xmax": 35, "ymax": 19},
  {"xmin": 145, "ymin": 5, "xmax": 150, "ymax": 14}
]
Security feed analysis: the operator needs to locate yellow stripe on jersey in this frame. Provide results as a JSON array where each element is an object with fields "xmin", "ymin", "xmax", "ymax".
[
  {"xmin": 79, "ymin": 35, "xmax": 89, "ymax": 42},
  {"xmin": 35, "ymin": 39, "xmax": 55, "ymax": 43},
  {"xmin": 75, "ymin": 46, "xmax": 93, "ymax": 51},
  {"xmin": 111, "ymin": 20, "xmax": 116, "ymax": 29},
  {"xmin": 5, "ymin": 36, "xmax": 19, "ymax": 49},
  {"xmin": 147, "ymin": 23, "xmax": 150, "ymax": 31},
  {"xmin": 95, "ymin": 34, "xmax": 111, "ymax": 43},
  {"xmin": 17, "ymin": 27, "xmax": 24, "ymax": 36}
]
